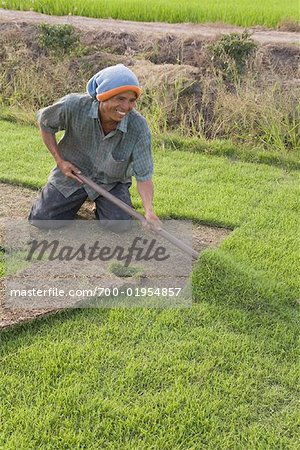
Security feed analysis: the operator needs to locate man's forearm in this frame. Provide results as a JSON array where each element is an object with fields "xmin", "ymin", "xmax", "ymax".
[
  {"xmin": 136, "ymin": 180, "xmax": 154, "ymax": 213},
  {"xmin": 39, "ymin": 127, "xmax": 81, "ymax": 181},
  {"xmin": 40, "ymin": 128, "xmax": 63, "ymax": 164}
]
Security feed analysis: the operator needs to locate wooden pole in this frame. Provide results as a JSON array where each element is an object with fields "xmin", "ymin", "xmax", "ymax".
[{"xmin": 76, "ymin": 174, "xmax": 199, "ymax": 260}]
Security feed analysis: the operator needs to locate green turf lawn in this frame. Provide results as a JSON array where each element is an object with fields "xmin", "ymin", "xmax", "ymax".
[{"xmin": 0, "ymin": 120, "xmax": 299, "ymax": 449}]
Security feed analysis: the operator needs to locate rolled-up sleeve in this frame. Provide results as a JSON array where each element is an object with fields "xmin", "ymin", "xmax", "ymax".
[
  {"xmin": 36, "ymin": 96, "xmax": 67, "ymax": 134},
  {"xmin": 132, "ymin": 132, "xmax": 153, "ymax": 181}
]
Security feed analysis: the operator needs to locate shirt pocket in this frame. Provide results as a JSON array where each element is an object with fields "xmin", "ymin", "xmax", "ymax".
[{"xmin": 104, "ymin": 152, "xmax": 129, "ymax": 180}]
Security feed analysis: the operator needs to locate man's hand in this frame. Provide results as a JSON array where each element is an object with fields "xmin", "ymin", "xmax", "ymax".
[
  {"xmin": 57, "ymin": 160, "xmax": 83, "ymax": 183},
  {"xmin": 144, "ymin": 210, "xmax": 162, "ymax": 231},
  {"xmin": 136, "ymin": 180, "xmax": 161, "ymax": 230}
]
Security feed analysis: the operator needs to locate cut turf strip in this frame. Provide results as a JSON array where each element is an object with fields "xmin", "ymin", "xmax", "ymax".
[{"xmin": 0, "ymin": 182, "xmax": 230, "ymax": 327}]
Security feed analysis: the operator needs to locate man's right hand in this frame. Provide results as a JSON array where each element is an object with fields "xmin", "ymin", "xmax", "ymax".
[{"xmin": 57, "ymin": 160, "xmax": 83, "ymax": 183}]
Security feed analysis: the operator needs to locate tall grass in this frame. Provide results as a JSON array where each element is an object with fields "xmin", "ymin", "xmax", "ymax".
[
  {"xmin": 206, "ymin": 77, "xmax": 300, "ymax": 153},
  {"xmin": 1, "ymin": 55, "xmax": 299, "ymax": 155},
  {"xmin": 0, "ymin": 23, "xmax": 299, "ymax": 156},
  {"xmin": 137, "ymin": 73, "xmax": 300, "ymax": 155},
  {"xmin": 3, "ymin": 0, "xmax": 300, "ymax": 28}
]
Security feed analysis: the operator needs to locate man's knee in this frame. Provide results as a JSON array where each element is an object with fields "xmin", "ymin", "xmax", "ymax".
[
  {"xmin": 28, "ymin": 183, "xmax": 87, "ymax": 228},
  {"xmin": 28, "ymin": 203, "xmax": 71, "ymax": 230},
  {"xmin": 28, "ymin": 214, "xmax": 69, "ymax": 230}
]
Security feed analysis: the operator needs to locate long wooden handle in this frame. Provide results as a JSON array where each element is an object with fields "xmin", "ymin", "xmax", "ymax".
[{"xmin": 76, "ymin": 174, "xmax": 199, "ymax": 260}]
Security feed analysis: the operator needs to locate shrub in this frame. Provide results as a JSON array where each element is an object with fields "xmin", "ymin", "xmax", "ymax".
[
  {"xmin": 37, "ymin": 23, "xmax": 79, "ymax": 55},
  {"xmin": 208, "ymin": 31, "xmax": 257, "ymax": 80}
]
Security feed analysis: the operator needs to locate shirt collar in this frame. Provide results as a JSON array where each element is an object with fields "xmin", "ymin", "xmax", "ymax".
[
  {"xmin": 88, "ymin": 99, "xmax": 99, "ymax": 119},
  {"xmin": 117, "ymin": 114, "xmax": 128, "ymax": 133},
  {"xmin": 88, "ymin": 100, "xmax": 128, "ymax": 133}
]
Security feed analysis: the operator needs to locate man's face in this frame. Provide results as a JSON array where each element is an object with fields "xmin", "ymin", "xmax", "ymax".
[{"xmin": 99, "ymin": 91, "xmax": 137, "ymax": 122}]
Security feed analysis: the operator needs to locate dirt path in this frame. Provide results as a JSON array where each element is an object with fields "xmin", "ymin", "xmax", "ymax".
[
  {"xmin": 0, "ymin": 182, "xmax": 230, "ymax": 328},
  {"xmin": 0, "ymin": 9, "xmax": 299, "ymax": 45}
]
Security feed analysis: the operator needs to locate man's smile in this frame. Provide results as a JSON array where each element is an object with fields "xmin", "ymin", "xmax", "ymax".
[{"xmin": 116, "ymin": 110, "xmax": 126, "ymax": 117}]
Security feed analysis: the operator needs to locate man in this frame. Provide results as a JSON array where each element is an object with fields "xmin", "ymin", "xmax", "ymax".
[{"xmin": 29, "ymin": 64, "xmax": 160, "ymax": 232}]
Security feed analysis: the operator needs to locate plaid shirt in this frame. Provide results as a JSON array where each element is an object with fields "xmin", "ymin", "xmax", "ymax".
[{"xmin": 37, "ymin": 94, "xmax": 153, "ymax": 200}]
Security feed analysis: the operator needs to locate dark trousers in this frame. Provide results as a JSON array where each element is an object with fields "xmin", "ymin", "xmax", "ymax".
[{"xmin": 28, "ymin": 182, "xmax": 133, "ymax": 232}]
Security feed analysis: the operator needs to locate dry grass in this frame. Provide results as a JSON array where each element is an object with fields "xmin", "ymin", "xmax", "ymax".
[
  {"xmin": 0, "ymin": 24, "xmax": 299, "ymax": 154},
  {"xmin": 277, "ymin": 20, "xmax": 300, "ymax": 32},
  {"xmin": 207, "ymin": 75, "xmax": 300, "ymax": 152}
]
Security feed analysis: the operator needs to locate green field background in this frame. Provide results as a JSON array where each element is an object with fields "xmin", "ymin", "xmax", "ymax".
[{"xmin": 3, "ymin": 0, "xmax": 300, "ymax": 28}]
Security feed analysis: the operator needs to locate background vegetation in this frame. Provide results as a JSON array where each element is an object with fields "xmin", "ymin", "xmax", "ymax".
[{"xmin": 0, "ymin": 24, "xmax": 299, "ymax": 158}]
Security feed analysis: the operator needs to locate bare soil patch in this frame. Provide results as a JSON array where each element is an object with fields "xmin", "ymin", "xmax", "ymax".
[{"xmin": 0, "ymin": 182, "xmax": 230, "ymax": 328}]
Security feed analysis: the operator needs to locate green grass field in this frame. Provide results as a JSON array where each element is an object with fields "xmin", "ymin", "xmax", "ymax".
[
  {"xmin": 3, "ymin": 0, "xmax": 300, "ymax": 28},
  {"xmin": 0, "ymin": 119, "xmax": 299, "ymax": 448}
]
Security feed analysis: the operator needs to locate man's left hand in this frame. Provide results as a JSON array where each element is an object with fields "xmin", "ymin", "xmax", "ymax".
[{"xmin": 144, "ymin": 211, "xmax": 162, "ymax": 231}]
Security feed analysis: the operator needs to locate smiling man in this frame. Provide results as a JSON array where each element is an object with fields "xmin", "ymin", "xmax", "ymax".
[{"xmin": 29, "ymin": 64, "xmax": 160, "ymax": 232}]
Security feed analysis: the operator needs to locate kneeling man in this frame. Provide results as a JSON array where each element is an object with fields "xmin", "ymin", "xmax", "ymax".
[{"xmin": 29, "ymin": 64, "xmax": 160, "ymax": 232}]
